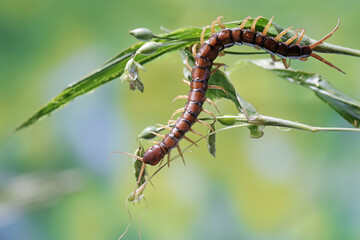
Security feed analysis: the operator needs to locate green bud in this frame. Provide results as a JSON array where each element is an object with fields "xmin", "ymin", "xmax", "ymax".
[
  {"xmin": 136, "ymin": 42, "xmax": 161, "ymax": 55},
  {"xmin": 217, "ymin": 115, "xmax": 236, "ymax": 126},
  {"xmin": 129, "ymin": 27, "xmax": 154, "ymax": 41},
  {"xmin": 138, "ymin": 126, "xmax": 158, "ymax": 139}
]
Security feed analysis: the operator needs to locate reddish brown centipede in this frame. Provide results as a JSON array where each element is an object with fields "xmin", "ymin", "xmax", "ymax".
[{"xmin": 125, "ymin": 16, "xmax": 345, "ymax": 189}]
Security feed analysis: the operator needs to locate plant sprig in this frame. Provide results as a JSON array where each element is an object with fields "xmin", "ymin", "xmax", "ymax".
[{"xmin": 13, "ymin": 17, "xmax": 360, "ymax": 133}]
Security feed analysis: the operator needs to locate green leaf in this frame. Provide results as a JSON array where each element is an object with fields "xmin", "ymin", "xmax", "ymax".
[
  {"xmin": 207, "ymin": 123, "xmax": 216, "ymax": 158},
  {"xmin": 251, "ymin": 59, "xmax": 360, "ymax": 127},
  {"xmin": 133, "ymin": 147, "xmax": 147, "ymax": 186}
]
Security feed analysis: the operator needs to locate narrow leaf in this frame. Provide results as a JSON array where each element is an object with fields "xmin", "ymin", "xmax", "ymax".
[
  {"xmin": 133, "ymin": 147, "xmax": 147, "ymax": 186},
  {"xmin": 207, "ymin": 123, "xmax": 216, "ymax": 158},
  {"xmin": 251, "ymin": 59, "xmax": 360, "ymax": 127}
]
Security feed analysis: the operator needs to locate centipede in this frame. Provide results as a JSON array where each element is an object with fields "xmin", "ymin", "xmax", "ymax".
[{"xmin": 124, "ymin": 16, "xmax": 344, "ymax": 190}]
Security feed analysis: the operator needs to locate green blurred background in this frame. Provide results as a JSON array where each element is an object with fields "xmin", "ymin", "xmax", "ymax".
[{"xmin": 1, "ymin": 0, "xmax": 360, "ymax": 239}]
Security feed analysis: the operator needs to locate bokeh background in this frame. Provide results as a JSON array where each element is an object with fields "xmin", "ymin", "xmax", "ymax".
[{"xmin": 1, "ymin": 0, "xmax": 360, "ymax": 239}]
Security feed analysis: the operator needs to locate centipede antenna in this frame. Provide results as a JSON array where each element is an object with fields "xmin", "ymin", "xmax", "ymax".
[
  {"xmin": 310, "ymin": 18, "xmax": 340, "ymax": 49},
  {"xmin": 310, "ymin": 52, "xmax": 345, "ymax": 74},
  {"xmin": 111, "ymin": 151, "xmax": 144, "ymax": 162}
]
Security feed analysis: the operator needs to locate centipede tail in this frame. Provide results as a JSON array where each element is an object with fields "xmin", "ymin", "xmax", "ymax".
[{"xmin": 310, "ymin": 52, "xmax": 345, "ymax": 74}]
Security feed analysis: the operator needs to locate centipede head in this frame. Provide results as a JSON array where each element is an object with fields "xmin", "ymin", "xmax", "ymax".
[{"xmin": 309, "ymin": 18, "xmax": 345, "ymax": 74}]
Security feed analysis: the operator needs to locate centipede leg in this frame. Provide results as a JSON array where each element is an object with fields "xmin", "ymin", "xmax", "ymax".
[
  {"xmin": 167, "ymin": 152, "xmax": 171, "ymax": 167},
  {"xmin": 274, "ymin": 26, "xmax": 293, "ymax": 42},
  {"xmin": 156, "ymin": 123, "xmax": 198, "ymax": 146},
  {"xmin": 239, "ymin": 16, "xmax": 251, "ymax": 29},
  {"xmin": 285, "ymin": 31, "xmax": 298, "ymax": 45},
  {"xmin": 189, "ymin": 128, "xmax": 207, "ymax": 139},
  {"xmin": 210, "ymin": 63, "xmax": 226, "ymax": 74},
  {"xmin": 167, "ymin": 119, "xmax": 176, "ymax": 125},
  {"xmin": 271, "ymin": 55, "xmax": 281, "ymax": 62},
  {"xmin": 182, "ymin": 79, "xmax": 190, "ymax": 86},
  {"xmin": 185, "ymin": 57, "xmax": 192, "ymax": 71},
  {"xmin": 282, "ymin": 58, "xmax": 290, "ymax": 69},
  {"xmin": 208, "ymin": 84, "xmax": 229, "ymax": 97},
  {"xmin": 183, "ymin": 135, "xmax": 199, "ymax": 147},
  {"xmin": 156, "ymin": 123, "xmax": 172, "ymax": 131},
  {"xmin": 176, "ymin": 145, "xmax": 186, "ymax": 165},
  {"xmin": 173, "ymin": 95, "xmax": 220, "ymax": 113},
  {"xmin": 295, "ymin": 28, "xmax": 305, "ymax": 45},
  {"xmin": 192, "ymin": 44, "xmax": 198, "ymax": 58},
  {"xmin": 173, "ymin": 95, "xmax": 188, "ymax": 102},
  {"xmin": 149, "ymin": 131, "xmax": 165, "ymax": 139},
  {"xmin": 200, "ymin": 26, "xmax": 207, "ymax": 45},
  {"xmin": 251, "ymin": 16, "xmax": 263, "ymax": 32},
  {"xmin": 262, "ymin": 16, "xmax": 275, "ymax": 36},
  {"xmin": 205, "ymin": 98, "xmax": 220, "ymax": 112},
  {"xmin": 217, "ymin": 16, "xmax": 226, "ymax": 29},
  {"xmin": 202, "ymin": 108, "xmax": 217, "ymax": 119},
  {"xmin": 170, "ymin": 107, "xmax": 185, "ymax": 119},
  {"xmin": 196, "ymin": 119, "xmax": 215, "ymax": 131}
]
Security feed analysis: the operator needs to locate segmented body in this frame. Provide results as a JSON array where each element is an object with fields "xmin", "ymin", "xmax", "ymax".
[{"xmin": 142, "ymin": 20, "xmax": 341, "ymax": 165}]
